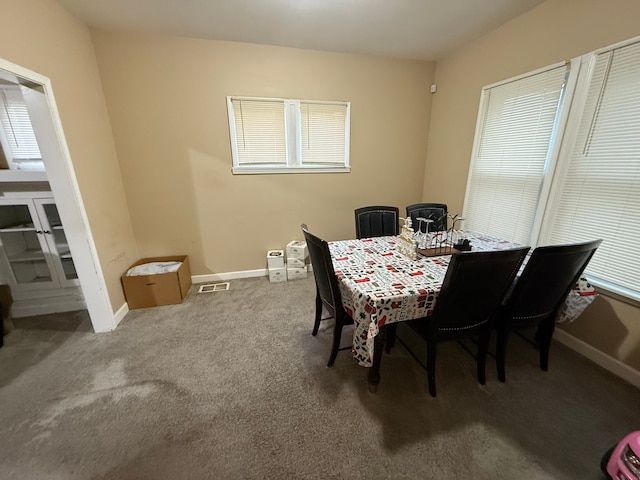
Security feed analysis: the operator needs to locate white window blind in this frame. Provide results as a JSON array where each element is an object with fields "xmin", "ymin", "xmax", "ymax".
[
  {"xmin": 229, "ymin": 98, "xmax": 286, "ymax": 166},
  {"xmin": 463, "ymin": 64, "xmax": 569, "ymax": 245},
  {"xmin": 227, "ymin": 96, "xmax": 350, "ymax": 174},
  {"xmin": 0, "ymin": 87, "xmax": 42, "ymax": 166},
  {"xmin": 300, "ymin": 101, "xmax": 348, "ymax": 166},
  {"xmin": 545, "ymin": 41, "xmax": 640, "ymax": 297}
]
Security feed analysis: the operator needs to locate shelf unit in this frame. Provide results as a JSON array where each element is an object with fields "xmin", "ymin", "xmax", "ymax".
[
  {"xmin": 0, "ymin": 192, "xmax": 85, "ymax": 316},
  {"xmin": 0, "ymin": 195, "xmax": 80, "ymax": 294}
]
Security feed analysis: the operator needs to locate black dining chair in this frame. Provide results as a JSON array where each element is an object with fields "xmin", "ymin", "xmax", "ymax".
[
  {"xmin": 301, "ymin": 224, "xmax": 354, "ymax": 367},
  {"xmin": 495, "ymin": 239, "xmax": 602, "ymax": 382},
  {"xmin": 406, "ymin": 203, "xmax": 448, "ymax": 233},
  {"xmin": 406, "ymin": 247, "xmax": 530, "ymax": 397},
  {"xmin": 354, "ymin": 206, "xmax": 399, "ymax": 239}
]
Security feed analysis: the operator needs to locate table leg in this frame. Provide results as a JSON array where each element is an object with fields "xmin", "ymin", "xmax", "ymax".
[
  {"xmin": 367, "ymin": 326, "xmax": 386, "ymax": 392},
  {"xmin": 385, "ymin": 322, "xmax": 398, "ymax": 353}
]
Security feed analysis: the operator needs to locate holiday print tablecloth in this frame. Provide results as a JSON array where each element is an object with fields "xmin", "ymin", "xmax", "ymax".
[
  {"xmin": 328, "ymin": 232, "xmax": 521, "ymax": 367},
  {"xmin": 556, "ymin": 276, "xmax": 598, "ymax": 324}
]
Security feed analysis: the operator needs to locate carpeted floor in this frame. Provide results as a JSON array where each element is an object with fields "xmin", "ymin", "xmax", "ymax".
[{"xmin": 0, "ymin": 275, "xmax": 638, "ymax": 479}]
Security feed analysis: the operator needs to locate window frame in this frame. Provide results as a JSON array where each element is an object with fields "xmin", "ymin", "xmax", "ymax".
[
  {"xmin": 538, "ymin": 37, "xmax": 640, "ymax": 305},
  {"xmin": 462, "ymin": 60, "xmax": 578, "ymax": 246},
  {"xmin": 226, "ymin": 95, "xmax": 351, "ymax": 175},
  {"xmin": 0, "ymin": 85, "xmax": 44, "ymax": 170},
  {"xmin": 463, "ymin": 35, "xmax": 640, "ymax": 306}
]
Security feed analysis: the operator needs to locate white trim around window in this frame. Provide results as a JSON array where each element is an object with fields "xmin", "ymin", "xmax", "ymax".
[
  {"xmin": 462, "ymin": 60, "xmax": 575, "ymax": 246},
  {"xmin": 227, "ymin": 96, "xmax": 351, "ymax": 175}
]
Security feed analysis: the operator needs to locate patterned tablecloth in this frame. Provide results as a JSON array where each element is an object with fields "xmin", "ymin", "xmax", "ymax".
[{"xmin": 328, "ymin": 232, "xmax": 521, "ymax": 367}]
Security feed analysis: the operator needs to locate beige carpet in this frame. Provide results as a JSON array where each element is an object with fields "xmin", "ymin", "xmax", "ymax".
[{"xmin": 0, "ymin": 275, "xmax": 638, "ymax": 479}]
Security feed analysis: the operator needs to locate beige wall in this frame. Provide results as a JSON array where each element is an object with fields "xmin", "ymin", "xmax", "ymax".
[
  {"xmin": 425, "ymin": 0, "xmax": 640, "ymax": 371},
  {"xmin": 0, "ymin": 0, "xmax": 138, "ymax": 311},
  {"xmin": 91, "ymin": 31, "xmax": 434, "ymax": 275}
]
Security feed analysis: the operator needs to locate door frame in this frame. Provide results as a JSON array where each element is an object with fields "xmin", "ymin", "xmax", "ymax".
[{"xmin": 0, "ymin": 57, "xmax": 115, "ymax": 332}]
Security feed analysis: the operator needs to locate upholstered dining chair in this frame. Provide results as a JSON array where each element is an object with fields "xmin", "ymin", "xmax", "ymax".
[
  {"xmin": 406, "ymin": 247, "xmax": 530, "ymax": 397},
  {"xmin": 406, "ymin": 203, "xmax": 448, "ymax": 233},
  {"xmin": 495, "ymin": 239, "xmax": 602, "ymax": 383},
  {"xmin": 354, "ymin": 206, "xmax": 399, "ymax": 239},
  {"xmin": 301, "ymin": 224, "xmax": 354, "ymax": 367}
]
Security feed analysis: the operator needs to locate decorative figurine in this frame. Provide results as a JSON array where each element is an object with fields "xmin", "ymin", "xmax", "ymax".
[{"xmin": 397, "ymin": 216, "xmax": 418, "ymax": 260}]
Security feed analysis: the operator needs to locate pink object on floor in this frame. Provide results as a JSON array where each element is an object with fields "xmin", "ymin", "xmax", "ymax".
[{"xmin": 606, "ymin": 430, "xmax": 640, "ymax": 479}]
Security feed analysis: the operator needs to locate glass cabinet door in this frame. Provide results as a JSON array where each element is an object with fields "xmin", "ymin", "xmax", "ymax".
[
  {"xmin": 0, "ymin": 201, "xmax": 55, "ymax": 288},
  {"xmin": 35, "ymin": 199, "xmax": 79, "ymax": 287}
]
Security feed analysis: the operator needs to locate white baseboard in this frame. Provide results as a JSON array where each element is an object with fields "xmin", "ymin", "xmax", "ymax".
[
  {"xmin": 113, "ymin": 302, "xmax": 129, "ymax": 329},
  {"xmin": 191, "ymin": 266, "xmax": 313, "ymax": 285},
  {"xmin": 554, "ymin": 329, "xmax": 640, "ymax": 390},
  {"xmin": 12, "ymin": 297, "xmax": 87, "ymax": 318},
  {"xmin": 192, "ymin": 269, "xmax": 267, "ymax": 283}
]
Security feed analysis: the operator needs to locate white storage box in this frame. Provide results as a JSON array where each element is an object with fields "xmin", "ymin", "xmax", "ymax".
[
  {"xmin": 268, "ymin": 267, "xmax": 287, "ymax": 283},
  {"xmin": 287, "ymin": 257, "xmax": 307, "ymax": 268},
  {"xmin": 267, "ymin": 250, "xmax": 285, "ymax": 269},
  {"xmin": 286, "ymin": 240, "xmax": 308, "ymax": 260},
  {"xmin": 287, "ymin": 265, "xmax": 308, "ymax": 280}
]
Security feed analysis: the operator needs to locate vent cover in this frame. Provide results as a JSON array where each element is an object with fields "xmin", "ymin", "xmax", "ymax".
[{"xmin": 197, "ymin": 282, "xmax": 230, "ymax": 293}]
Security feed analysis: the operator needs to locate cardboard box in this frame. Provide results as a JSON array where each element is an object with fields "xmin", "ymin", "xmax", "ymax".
[
  {"xmin": 268, "ymin": 267, "xmax": 287, "ymax": 283},
  {"xmin": 121, "ymin": 255, "xmax": 191, "ymax": 309},
  {"xmin": 286, "ymin": 240, "xmax": 309, "ymax": 261},
  {"xmin": 287, "ymin": 265, "xmax": 308, "ymax": 280},
  {"xmin": 267, "ymin": 250, "xmax": 285, "ymax": 269}
]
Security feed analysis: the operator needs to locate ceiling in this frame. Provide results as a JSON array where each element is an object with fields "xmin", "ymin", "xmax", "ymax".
[{"xmin": 56, "ymin": 0, "xmax": 544, "ymax": 61}]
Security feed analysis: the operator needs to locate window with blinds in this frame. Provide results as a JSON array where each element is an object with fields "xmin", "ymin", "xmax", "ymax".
[
  {"xmin": 300, "ymin": 101, "xmax": 348, "ymax": 166},
  {"xmin": 464, "ymin": 35, "xmax": 640, "ymax": 302},
  {"xmin": 462, "ymin": 64, "xmax": 569, "ymax": 245},
  {"xmin": 542, "ymin": 40, "xmax": 640, "ymax": 300},
  {"xmin": 229, "ymin": 98, "xmax": 286, "ymax": 166},
  {"xmin": 227, "ymin": 96, "xmax": 350, "ymax": 174},
  {"xmin": 0, "ymin": 86, "xmax": 43, "ymax": 170}
]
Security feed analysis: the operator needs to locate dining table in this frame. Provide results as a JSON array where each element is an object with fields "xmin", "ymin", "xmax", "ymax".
[{"xmin": 327, "ymin": 231, "xmax": 524, "ymax": 391}]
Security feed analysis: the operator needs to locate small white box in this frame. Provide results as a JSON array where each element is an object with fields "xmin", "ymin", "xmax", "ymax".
[
  {"xmin": 286, "ymin": 240, "xmax": 308, "ymax": 260},
  {"xmin": 287, "ymin": 265, "xmax": 308, "ymax": 280},
  {"xmin": 268, "ymin": 267, "xmax": 287, "ymax": 283},
  {"xmin": 267, "ymin": 250, "xmax": 285, "ymax": 268},
  {"xmin": 287, "ymin": 257, "xmax": 307, "ymax": 268}
]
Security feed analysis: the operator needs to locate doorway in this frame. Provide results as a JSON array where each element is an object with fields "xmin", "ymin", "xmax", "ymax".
[{"xmin": 0, "ymin": 57, "xmax": 115, "ymax": 333}]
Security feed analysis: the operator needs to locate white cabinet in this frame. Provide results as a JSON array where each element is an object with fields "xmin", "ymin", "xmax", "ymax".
[
  {"xmin": 0, "ymin": 193, "xmax": 85, "ymax": 317},
  {"xmin": 0, "ymin": 196, "xmax": 79, "ymax": 292}
]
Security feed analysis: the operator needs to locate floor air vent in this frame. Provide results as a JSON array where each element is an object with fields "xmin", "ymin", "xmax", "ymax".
[{"xmin": 197, "ymin": 282, "xmax": 230, "ymax": 293}]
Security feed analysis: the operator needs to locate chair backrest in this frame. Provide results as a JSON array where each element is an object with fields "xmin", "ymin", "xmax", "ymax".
[
  {"xmin": 406, "ymin": 203, "xmax": 448, "ymax": 233},
  {"xmin": 354, "ymin": 206, "xmax": 399, "ymax": 239},
  {"xmin": 301, "ymin": 224, "xmax": 345, "ymax": 319},
  {"xmin": 503, "ymin": 239, "xmax": 602, "ymax": 327},
  {"xmin": 431, "ymin": 247, "xmax": 530, "ymax": 337}
]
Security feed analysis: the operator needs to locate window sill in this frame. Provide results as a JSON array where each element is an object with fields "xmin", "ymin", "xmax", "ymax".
[
  {"xmin": 588, "ymin": 279, "xmax": 640, "ymax": 308},
  {"xmin": 232, "ymin": 166, "xmax": 350, "ymax": 175}
]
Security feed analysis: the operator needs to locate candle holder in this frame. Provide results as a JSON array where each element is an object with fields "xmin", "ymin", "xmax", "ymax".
[
  {"xmin": 416, "ymin": 213, "xmax": 471, "ymax": 257},
  {"xmin": 414, "ymin": 217, "xmax": 434, "ymax": 249}
]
